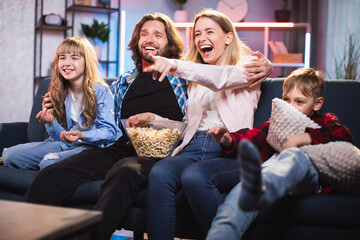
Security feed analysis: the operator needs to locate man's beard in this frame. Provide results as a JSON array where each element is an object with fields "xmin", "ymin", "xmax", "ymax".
[{"xmin": 140, "ymin": 44, "xmax": 168, "ymax": 63}]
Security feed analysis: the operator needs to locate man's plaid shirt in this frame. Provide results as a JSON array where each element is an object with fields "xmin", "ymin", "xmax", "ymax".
[{"xmin": 110, "ymin": 69, "xmax": 188, "ymax": 126}]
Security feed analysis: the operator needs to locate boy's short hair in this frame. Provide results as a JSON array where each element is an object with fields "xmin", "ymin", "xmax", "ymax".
[{"xmin": 283, "ymin": 68, "xmax": 325, "ymax": 99}]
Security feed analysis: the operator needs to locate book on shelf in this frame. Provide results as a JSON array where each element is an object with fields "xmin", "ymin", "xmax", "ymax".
[
  {"xmin": 275, "ymin": 41, "xmax": 288, "ymax": 54},
  {"xmin": 269, "ymin": 40, "xmax": 289, "ymax": 54},
  {"xmin": 269, "ymin": 40, "xmax": 303, "ymax": 63},
  {"xmin": 268, "ymin": 41, "xmax": 278, "ymax": 54}
]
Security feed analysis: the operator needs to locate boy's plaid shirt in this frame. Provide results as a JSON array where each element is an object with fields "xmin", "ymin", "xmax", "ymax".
[
  {"xmin": 110, "ymin": 69, "xmax": 188, "ymax": 126},
  {"xmin": 226, "ymin": 111, "xmax": 353, "ymax": 163}
]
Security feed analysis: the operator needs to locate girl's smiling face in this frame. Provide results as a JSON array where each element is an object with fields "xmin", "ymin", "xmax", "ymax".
[
  {"xmin": 58, "ymin": 52, "xmax": 85, "ymax": 83},
  {"xmin": 194, "ymin": 17, "xmax": 233, "ymax": 66}
]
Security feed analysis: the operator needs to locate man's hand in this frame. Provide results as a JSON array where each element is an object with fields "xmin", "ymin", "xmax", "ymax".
[
  {"xmin": 244, "ymin": 51, "xmax": 273, "ymax": 88},
  {"xmin": 144, "ymin": 54, "xmax": 178, "ymax": 82},
  {"xmin": 60, "ymin": 130, "xmax": 84, "ymax": 143},
  {"xmin": 42, "ymin": 92, "xmax": 54, "ymax": 110},
  {"xmin": 208, "ymin": 126, "xmax": 233, "ymax": 149},
  {"xmin": 282, "ymin": 133, "xmax": 312, "ymax": 150},
  {"xmin": 126, "ymin": 112, "xmax": 156, "ymax": 128},
  {"xmin": 36, "ymin": 109, "xmax": 54, "ymax": 123}
]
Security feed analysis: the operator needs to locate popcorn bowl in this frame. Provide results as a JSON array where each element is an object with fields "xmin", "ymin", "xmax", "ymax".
[{"xmin": 121, "ymin": 119, "xmax": 187, "ymax": 158}]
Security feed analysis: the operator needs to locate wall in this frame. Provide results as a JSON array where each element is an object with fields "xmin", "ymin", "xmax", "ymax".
[
  {"xmin": 0, "ymin": 0, "xmax": 287, "ymax": 123},
  {"xmin": 0, "ymin": 0, "xmax": 34, "ymax": 122}
]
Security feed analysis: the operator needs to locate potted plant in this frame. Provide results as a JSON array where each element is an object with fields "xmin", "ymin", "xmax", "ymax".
[
  {"xmin": 275, "ymin": 0, "xmax": 291, "ymax": 22},
  {"xmin": 173, "ymin": 0, "xmax": 188, "ymax": 22},
  {"xmin": 81, "ymin": 19, "xmax": 110, "ymax": 59},
  {"xmin": 335, "ymin": 32, "xmax": 360, "ymax": 80}
]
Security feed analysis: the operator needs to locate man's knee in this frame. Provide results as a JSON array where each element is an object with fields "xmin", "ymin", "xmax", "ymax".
[{"xmin": 110, "ymin": 157, "xmax": 142, "ymax": 176}]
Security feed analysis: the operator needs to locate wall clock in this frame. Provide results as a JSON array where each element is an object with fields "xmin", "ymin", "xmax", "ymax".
[{"xmin": 216, "ymin": 0, "xmax": 249, "ymax": 22}]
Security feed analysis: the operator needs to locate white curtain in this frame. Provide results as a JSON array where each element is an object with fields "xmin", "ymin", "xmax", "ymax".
[{"xmin": 325, "ymin": 0, "xmax": 360, "ymax": 79}]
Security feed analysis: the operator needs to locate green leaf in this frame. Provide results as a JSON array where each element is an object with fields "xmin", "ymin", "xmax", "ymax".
[{"xmin": 81, "ymin": 19, "xmax": 110, "ymax": 45}]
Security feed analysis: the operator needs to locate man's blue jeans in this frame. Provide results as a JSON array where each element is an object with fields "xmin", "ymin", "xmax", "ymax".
[
  {"xmin": 2, "ymin": 138, "xmax": 93, "ymax": 170},
  {"xmin": 146, "ymin": 131, "xmax": 241, "ymax": 240},
  {"xmin": 206, "ymin": 148, "xmax": 319, "ymax": 240}
]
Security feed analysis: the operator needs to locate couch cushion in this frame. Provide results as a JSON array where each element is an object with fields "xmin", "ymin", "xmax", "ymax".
[
  {"xmin": 254, "ymin": 78, "xmax": 284, "ymax": 127},
  {"xmin": 316, "ymin": 80, "xmax": 360, "ymax": 148},
  {"xmin": 0, "ymin": 166, "xmax": 36, "ymax": 194},
  {"xmin": 0, "ymin": 165, "xmax": 102, "ymax": 207},
  {"xmin": 266, "ymin": 98, "xmax": 320, "ymax": 151},
  {"xmin": 27, "ymin": 78, "xmax": 50, "ymax": 142},
  {"xmin": 257, "ymin": 194, "xmax": 360, "ymax": 228}
]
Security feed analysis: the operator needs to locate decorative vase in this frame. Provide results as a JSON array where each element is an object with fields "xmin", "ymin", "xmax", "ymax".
[
  {"xmin": 174, "ymin": 10, "xmax": 188, "ymax": 22},
  {"xmin": 275, "ymin": 9, "xmax": 291, "ymax": 22}
]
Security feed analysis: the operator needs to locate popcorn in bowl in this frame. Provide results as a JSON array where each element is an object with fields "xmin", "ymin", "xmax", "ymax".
[{"xmin": 121, "ymin": 119, "xmax": 187, "ymax": 158}]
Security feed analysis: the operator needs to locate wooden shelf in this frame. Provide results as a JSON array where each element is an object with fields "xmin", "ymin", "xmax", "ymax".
[
  {"xmin": 66, "ymin": 5, "xmax": 119, "ymax": 14},
  {"xmin": 35, "ymin": 24, "xmax": 72, "ymax": 31}
]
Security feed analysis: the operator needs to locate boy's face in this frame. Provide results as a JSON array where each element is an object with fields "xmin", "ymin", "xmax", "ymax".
[{"xmin": 282, "ymin": 87, "xmax": 323, "ymax": 117}]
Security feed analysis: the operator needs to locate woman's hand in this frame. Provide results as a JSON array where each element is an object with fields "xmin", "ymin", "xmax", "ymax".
[
  {"xmin": 60, "ymin": 130, "xmax": 84, "ymax": 143},
  {"xmin": 244, "ymin": 51, "xmax": 273, "ymax": 88},
  {"xmin": 144, "ymin": 54, "xmax": 178, "ymax": 82},
  {"xmin": 208, "ymin": 126, "xmax": 233, "ymax": 148},
  {"xmin": 36, "ymin": 109, "xmax": 54, "ymax": 123}
]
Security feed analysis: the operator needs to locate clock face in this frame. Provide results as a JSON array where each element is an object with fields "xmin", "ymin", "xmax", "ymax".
[{"xmin": 216, "ymin": 0, "xmax": 249, "ymax": 22}]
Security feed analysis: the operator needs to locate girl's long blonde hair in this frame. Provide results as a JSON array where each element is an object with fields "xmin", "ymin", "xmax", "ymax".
[
  {"xmin": 185, "ymin": 9, "xmax": 252, "ymax": 66},
  {"xmin": 50, "ymin": 37, "xmax": 104, "ymax": 129}
]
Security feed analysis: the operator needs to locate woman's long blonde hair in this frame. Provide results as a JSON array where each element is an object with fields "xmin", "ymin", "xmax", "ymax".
[
  {"xmin": 50, "ymin": 37, "xmax": 104, "ymax": 129},
  {"xmin": 185, "ymin": 9, "xmax": 252, "ymax": 66}
]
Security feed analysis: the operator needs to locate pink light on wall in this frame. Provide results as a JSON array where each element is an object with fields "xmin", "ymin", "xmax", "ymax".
[{"xmin": 174, "ymin": 22, "xmax": 295, "ymax": 28}]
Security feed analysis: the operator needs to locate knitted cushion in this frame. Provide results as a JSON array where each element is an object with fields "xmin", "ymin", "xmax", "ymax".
[
  {"xmin": 266, "ymin": 98, "xmax": 320, "ymax": 152},
  {"xmin": 300, "ymin": 142, "xmax": 360, "ymax": 195}
]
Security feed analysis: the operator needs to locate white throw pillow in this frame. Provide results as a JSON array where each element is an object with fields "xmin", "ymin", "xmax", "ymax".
[
  {"xmin": 300, "ymin": 142, "xmax": 360, "ymax": 195},
  {"xmin": 266, "ymin": 98, "xmax": 320, "ymax": 152}
]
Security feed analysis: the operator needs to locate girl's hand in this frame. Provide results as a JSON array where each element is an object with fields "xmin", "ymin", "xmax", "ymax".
[
  {"xmin": 282, "ymin": 133, "xmax": 312, "ymax": 150},
  {"xmin": 36, "ymin": 109, "xmax": 54, "ymax": 123},
  {"xmin": 126, "ymin": 112, "xmax": 156, "ymax": 128},
  {"xmin": 208, "ymin": 126, "xmax": 233, "ymax": 148},
  {"xmin": 60, "ymin": 130, "xmax": 84, "ymax": 143},
  {"xmin": 144, "ymin": 54, "xmax": 178, "ymax": 82},
  {"xmin": 244, "ymin": 51, "xmax": 273, "ymax": 87}
]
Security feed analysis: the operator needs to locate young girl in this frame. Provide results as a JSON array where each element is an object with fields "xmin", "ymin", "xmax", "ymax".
[
  {"xmin": 137, "ymin": 9, "xmax": 273, "ymax": 239},
  {"xmin": 2, "ymin": 37, "xmax": 121, "ymax": 170}
]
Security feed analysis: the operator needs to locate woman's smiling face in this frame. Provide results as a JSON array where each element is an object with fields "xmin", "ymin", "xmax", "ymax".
[{"xmin": 194, "ymin": 17, "xmax": 233, "ymax": 66}]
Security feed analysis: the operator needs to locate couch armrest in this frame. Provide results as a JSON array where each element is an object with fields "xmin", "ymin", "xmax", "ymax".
[{"xmin": 0, "ymin": 122, "xmax": 28, "ymax": 156}]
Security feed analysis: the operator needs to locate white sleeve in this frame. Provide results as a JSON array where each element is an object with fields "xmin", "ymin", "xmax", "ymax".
[{"xmin": 174, "ymin": 56, "xmax": 257, "ymax": 91}]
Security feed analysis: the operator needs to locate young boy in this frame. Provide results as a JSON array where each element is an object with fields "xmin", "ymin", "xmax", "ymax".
[{"xmin": 206, "ymin": 68, "xmax": 353, "ymax": 240}]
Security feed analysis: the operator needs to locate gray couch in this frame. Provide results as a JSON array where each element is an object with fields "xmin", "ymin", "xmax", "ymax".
[{"xmin": 1, "ymin": 78, "xmax": 359, "ymax": 240}]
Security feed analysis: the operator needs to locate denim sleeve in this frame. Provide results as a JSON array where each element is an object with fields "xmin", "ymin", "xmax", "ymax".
[
  {"xmin": 81, "ymin": 83, "xmax": 122, "ymax": 147},
  {"xmin": 45, "ymin": 119, "xmax": 65, "ymax": 141}
]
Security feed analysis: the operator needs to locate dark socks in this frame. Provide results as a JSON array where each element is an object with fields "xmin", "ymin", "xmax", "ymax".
[{"xmin": 237, "ymin": 140, "xmax": 262, "ymax": 211}]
